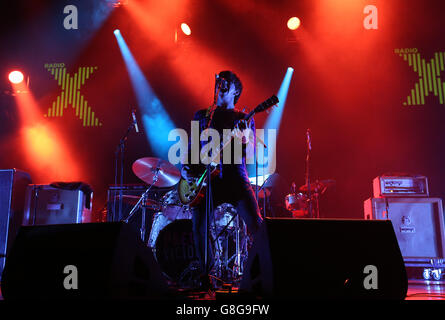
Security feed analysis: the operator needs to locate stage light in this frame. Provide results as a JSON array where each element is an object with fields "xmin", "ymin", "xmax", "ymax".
[
  {"xmin": 180, "ymin": 23, "xmax": 191, "ymax": 36},
  {"xmin": 106, "ymin": 0, "xmax": 129, "ymax": 8},
  {"xmin": 11, "ymin": 80, "xmax": 82, "ymax": 181},
  {"xmin": 114, "ymin": 29, "xmax": 120, "ymax": 35},
  {"xmin": 287, "ymin": 17, "xmax": 301, "ymax": 30},
  {"xmin": 8, "ymin": 71, "xmax": 24, "ymax": 84}
]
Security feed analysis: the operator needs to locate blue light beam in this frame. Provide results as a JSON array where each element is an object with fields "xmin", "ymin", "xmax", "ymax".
[
  {"xmin": 114, "ymin": 30, "xmax": 176, "ymax": 159},
  {"xmin": 250, "ymin": 67, "xmax": 294, "ymax": 178},
  {"xmin": 265, "ymin": 67, "xmax": 294, "ymax": 132}
]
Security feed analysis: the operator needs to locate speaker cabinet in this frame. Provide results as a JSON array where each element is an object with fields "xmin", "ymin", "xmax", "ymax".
[
  {"xmin": 0, "ymin": 169, "xmax": 31, "ymax": 280},
  {"xmin": 1, "ymin": 222, "xmax": 169, "ymax": 299},
  {"xmin": 364, "ymin": 197, "xmax": 445, "ymax": 267},
  {"xmin": 240, "ymin": 218, "xmax": 408, "ymax": 299}
]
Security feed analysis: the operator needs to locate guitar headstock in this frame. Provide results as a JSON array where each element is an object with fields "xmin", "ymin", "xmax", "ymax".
[{"xmin": 254, "ymin": 94, "xmax": 279, "ymax": 114}]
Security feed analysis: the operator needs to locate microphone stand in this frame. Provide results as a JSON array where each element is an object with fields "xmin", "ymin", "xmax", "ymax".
[
  {"xmin": 113, "ymin": 111, "xmax": 138, "ymax": 222},
  {"xmin": 305, "ymin": 129, "xmax": 313, "ymax": 218},
  {"xmin": 203, "ymin": 78, "xmax": 221, "ymax": 275}
]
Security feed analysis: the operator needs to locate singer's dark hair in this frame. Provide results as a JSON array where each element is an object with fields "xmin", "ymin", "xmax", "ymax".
[{"xmin": 218, "ymin": 70, "xmax": 243, "ymax": 104}]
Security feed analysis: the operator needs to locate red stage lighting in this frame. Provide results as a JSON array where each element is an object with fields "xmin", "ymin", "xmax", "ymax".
[
  {"xmin": 287, "ymin": 17, "xmax": 301, "ymax": 30},
  {"xmin": 8, "ymin": 70, "xmax": 24, "ymax": 84}
]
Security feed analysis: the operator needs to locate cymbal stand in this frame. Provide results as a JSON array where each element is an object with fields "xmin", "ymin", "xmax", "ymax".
[
  {"xmin": 123, "ymin": 167, "xmax": 160, "ymax": 243},
  {"xmin": 313, "ymin": 186, "xmax": 321, "ymax": 219}
]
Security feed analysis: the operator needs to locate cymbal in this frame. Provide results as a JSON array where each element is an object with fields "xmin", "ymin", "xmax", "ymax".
[
  {"xmin": 132, "ymin": 157, "xmax": 181, "ymax": 187},
  {"xmin": 299, "ymin": 179, "xmax": 335, "ymax": 193}
]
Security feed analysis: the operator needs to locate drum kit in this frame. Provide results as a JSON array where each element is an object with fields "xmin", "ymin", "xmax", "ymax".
[
  {"xmin": 117, "ymin": 149, "xmax": 334, "ymax": 287},
  {"xmin": 285, "ymin": 180, "xmax": 335, "ymax": 218},
  {"xmin": 119, "ymin": 156, "xmax": 249, "ymax": 288}
]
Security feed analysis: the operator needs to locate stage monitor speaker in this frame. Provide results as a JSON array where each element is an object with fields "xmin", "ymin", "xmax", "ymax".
[
  {"xmin": 240, "ymin": 218, "xmax": 408, "ymax": 299},
  {"xmin": 1, "ymin": 222, "xmax": 169, "ymax": 299},
  {"xmin": 0, "ymin": 169, "xmax": 31, "ymax": 280}
]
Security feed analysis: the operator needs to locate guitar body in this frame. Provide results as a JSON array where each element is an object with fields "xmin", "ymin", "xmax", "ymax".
[{"xmin": 178, "ymin": 167, "xmax": 220, "ymax": 206}]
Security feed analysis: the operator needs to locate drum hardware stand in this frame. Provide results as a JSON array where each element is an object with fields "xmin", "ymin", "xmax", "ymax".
[
  {"xmin": 204, "ymin": 163, "xmax": 214, "ymax": 275},
  {"xmin": 123, "ymin": 166, "xmax": 160, "ymax": 243},
  {"xmin": 210, "ymin": 207, "xmax": 248, "ymax": 286},
  {"xmin": 114, "ymin": 109, "xmax": 138, "ymax": 222},
  {"xmin": 312, "ymin": 186, "xmax": 321, "ymax": 219}
]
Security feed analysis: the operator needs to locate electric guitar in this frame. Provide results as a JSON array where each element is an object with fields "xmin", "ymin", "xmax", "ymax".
[{"xmin": 178, "ymin": 95, "xmax": 279, "ymax": 206}]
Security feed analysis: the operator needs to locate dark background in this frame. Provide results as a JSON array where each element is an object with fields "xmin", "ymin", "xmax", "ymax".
[{"xmin": 0, "ymin": 0, "xmax": 444, "ymax": 220}]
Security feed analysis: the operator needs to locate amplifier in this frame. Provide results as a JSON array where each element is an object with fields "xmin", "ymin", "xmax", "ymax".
[
  {"xmin": 373, "ymin": 175, "xmax": 429, "ymax": 198},
  {"xmin": 23, "ymin": 184, "xmax": 93, "ymax": 225},
  {"xmin": 364, "ymin": 197, "xmax": 445, "ymax": 267}
]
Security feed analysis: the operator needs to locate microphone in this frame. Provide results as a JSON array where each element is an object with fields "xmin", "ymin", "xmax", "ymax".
[
  {"xmin": 220, "ymin": 79, "xmax": 228, "ymax": 92},
  {"xmin": 132, "ymin": 109, "xmax": 139, "ymax": 133},
  {"xmin": 306, "ymin": 129, "xmax": 312, "ymax": 151}
]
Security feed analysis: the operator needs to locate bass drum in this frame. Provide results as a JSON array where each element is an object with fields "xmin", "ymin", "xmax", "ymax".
[{"xmin": 154, "ymin": 219, "xmax": 198, "ymax": 282}]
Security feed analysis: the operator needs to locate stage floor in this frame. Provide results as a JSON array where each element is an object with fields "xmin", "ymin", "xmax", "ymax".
[
  {"xmin": 405, "ymin": 280, "xmax": 445, "ymax": 300},
  {"xmin": 0, "ymin": 280, "xmax": 444, "ymax": 300}
]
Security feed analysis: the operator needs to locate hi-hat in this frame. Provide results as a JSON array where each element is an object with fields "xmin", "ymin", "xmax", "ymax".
[{"xmin": 132, "ymin": 157, "xmax": 181, "ymax": 187}]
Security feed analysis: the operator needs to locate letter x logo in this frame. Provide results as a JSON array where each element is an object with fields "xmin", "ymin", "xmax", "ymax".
[
  {"xmin": 45, "ymin": 65, "xmax": 102, "ymax": 127},
  {"xmin": 396, "ymin": 51, "xmax": 445, "ymax": 106}
]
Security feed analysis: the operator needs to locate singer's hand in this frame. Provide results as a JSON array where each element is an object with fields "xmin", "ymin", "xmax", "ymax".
[
  {"xmin": 181, "ymin": 166, "xmax": 194, "ymax": 183},
  {"xmin": 233, "ymin": 120, "xmax": 250, "ymax": 144}
]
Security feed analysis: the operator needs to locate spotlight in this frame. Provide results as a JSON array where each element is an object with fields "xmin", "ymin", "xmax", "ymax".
[
  {"xmin": 106, "ymin": 0, "xmax": 129, "ymax": 8},
  {"xmin": 114, "ymin": 29, "xmax": 120, "ymax": 35},
  {"xmin": 8, "ymin": 70, "xmax": 24, "ymax": 84},
  {"xmin": 287, "ymin": 17, "xmax": 301, "ymax": 30},
  {"xmin": 180, "ymin": 23, "xmax": 191, "ymax": 36}
]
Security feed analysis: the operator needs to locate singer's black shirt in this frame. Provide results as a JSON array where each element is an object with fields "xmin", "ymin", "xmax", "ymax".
[{"xmin": 186, "ymin": 106, "xmax": 255, "ymax": 186}]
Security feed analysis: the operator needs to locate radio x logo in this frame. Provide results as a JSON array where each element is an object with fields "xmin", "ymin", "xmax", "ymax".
[
  {"xmin": 45, "ymin": 64, "xmax": 102, "ymax": 127},
  {"xmin": 395, "ymin": 49, "xmax": 445, "ymax": 106}
]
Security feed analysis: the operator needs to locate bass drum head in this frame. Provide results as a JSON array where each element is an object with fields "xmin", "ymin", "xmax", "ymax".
[{"xmin": 154, "ymin": 220, "xmax": 198, "ymax": 281}]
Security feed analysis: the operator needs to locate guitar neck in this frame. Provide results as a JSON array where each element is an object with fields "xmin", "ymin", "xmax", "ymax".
[{"xmin": 243, "ymin": 110, "xmax": 256, "ymax": 122}]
